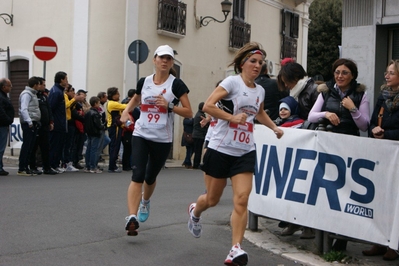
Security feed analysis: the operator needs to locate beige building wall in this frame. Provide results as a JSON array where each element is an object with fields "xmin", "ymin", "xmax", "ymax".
[{"xmin": 0, "ymin": 0, "xmax": 312, "ymax": 160}]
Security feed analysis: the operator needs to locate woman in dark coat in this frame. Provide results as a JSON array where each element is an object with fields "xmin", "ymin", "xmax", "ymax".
[
  {"xmin": 181, "ymin": 117, "xmax": 194, "ymax": 168},
  {"xmin": 362, "ymin": 59, "xmax": 399, "ymax": 261}
]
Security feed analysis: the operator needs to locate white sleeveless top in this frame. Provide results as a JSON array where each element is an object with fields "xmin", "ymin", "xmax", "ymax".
[{"xmin": 133, "ymin": 74, "xmax": 189, "ymax": 143}]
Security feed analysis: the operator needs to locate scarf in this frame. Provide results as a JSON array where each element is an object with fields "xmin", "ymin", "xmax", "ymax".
[
  {"xmin": 381, "ymin": 85, "xmax": 399, "ymax": 112},
  {"xmin": 289, "ymin": 77, "xmax": 309, "ymax": 100}
]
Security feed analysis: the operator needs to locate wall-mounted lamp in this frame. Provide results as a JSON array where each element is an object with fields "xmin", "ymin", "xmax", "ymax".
[
  {"xmin": 199, "ymin": 0, "xmax": 232, "ymax": 27},
  {"xmin": 0, "ymin": 13, "xmax": 13, "ymax": 26}
]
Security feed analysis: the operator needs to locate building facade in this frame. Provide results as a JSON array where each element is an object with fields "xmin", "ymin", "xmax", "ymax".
[
  {"xmin": 0, "ymin": 0, "xmax": 313, "ymax": 159},
  {"xmin": 342, "ymin": 0, "xmax": 399, "ymax": 110}
]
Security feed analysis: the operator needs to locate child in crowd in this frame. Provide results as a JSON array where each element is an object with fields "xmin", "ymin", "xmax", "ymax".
[
  {"xmin": 274, "ymin": 96, "xmax": 304, "ymax": 128},
  {"xmin": 84, "ymin": 96, "xmax": 105, "ymax": 173}
]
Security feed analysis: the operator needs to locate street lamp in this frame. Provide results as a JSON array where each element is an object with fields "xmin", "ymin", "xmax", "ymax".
[{"xmin": 199, "ymin": 0, "xmax": 232, "ymax": 27}]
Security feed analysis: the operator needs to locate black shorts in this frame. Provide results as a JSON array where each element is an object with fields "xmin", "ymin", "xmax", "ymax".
[{"xmin": 201, "ymin": 148, "xmax": 256, "ymax": 179}]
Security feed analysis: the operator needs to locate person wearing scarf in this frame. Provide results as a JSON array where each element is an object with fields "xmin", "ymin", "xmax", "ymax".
[{"xmin": 363, "ymin": 59, "xmax": 399, "ymax": 261}]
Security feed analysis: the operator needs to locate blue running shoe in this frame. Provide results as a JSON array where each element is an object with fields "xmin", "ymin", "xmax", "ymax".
[{"xmin": 138, "ymin": 200, "xmax": 150, "ymax": 222}]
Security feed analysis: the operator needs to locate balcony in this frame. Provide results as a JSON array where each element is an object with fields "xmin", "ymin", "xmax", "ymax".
[{"xmin": 157, "ymin": 0, "xmax": 186, "ymax": 39}]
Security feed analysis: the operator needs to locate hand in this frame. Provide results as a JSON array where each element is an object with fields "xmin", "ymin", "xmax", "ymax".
[
  {"xmin": 325, "ymin": 111, "xmax": 340, "ymax": 126},
  {"xmin": 200, "ymin": 116, "xmax": 210, "ymax": 128},
  {"xmin": 273, "ymin": 127, "xmax": 284, "ymax": 139},
  {"xmin": 372, "ymin": 126, "xmax": 384, "ymax": 139},
  {"xmin": 341, "ymin": 97, "xmax": 355, "ymax": 111},
  {"xmin": 155, "ymin": 95, "xmax": 168, "ymax": 109},
  {"xmin": 229, "ymin": 113, "xmax": 247, "ymax": 125},
  {"xmin": 49, "ymin": 124, "xmax": 54, "ymax": 131}
]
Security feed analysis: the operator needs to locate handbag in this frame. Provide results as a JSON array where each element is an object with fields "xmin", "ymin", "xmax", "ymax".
[{"xmin": 183, "ymin": 131, "xmax": 194, "ymax": 144}]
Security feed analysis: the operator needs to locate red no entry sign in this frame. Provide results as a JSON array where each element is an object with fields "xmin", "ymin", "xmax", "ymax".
[{"xmin": 33, "ymin": 37, "xmax": 57, "ymax": 61}]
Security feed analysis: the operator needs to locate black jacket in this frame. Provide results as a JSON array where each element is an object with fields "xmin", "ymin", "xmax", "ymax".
[
  {"xmin": 255, "ymin": 74, "xmax": 288, "ymax": 120},
  {"xmin": 298, "ymin": 78, "xmax": 319, "ymax": 120},
  {"xmin": 369, "ymin": 92, "xmax": 399, "ymax": 140},
  {"xmin": 192, "ymin": 110, "xmax": 208, "ymax": 139},
  {"xmin": 0, "ymin": 89, "xmax": 14, "ymax": 127},
  {"xmin": 318, "ymin": 80, "xmax": 365, "ymax": 136},
  {"xmin": 84, "ymin": 107, "xmax": 104, "ymax": 137},
  {"xmin": 37, "ymin": 91, "xmax": 53, "ymax": 129}
]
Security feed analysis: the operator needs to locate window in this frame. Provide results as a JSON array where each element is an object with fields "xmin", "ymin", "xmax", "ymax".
[
  {"xmin": 282, "ymin": 9, "xmax": 299, "ymax": 38},
  {"xmin": 281, "ymin": 9, "xmax": 299, "ymax": 59},
  {"xmin": 233, "ymin": 0, "xmax": 245, "ymax": 21},
  {"xmin": 157, "ymin": 0, "xmax": 186, "ymax": 37},
  {"xmin": 229, "ymin": 0, "xmax": 250, "ymax": 49}
]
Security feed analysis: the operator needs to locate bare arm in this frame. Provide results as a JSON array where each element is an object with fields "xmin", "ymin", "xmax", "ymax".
[
  {"xmin": 120, "ymin": 94, "xmax": 141, "ymax": 122},
  {"xmin": 203, "ymin": 86, "xmax": 247, "ymax": 125},
  {"xmin": 256, "ymin": 102, "xmax": 284, "ymax": 139}
]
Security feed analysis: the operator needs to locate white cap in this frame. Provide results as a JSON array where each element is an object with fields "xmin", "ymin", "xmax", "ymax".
[
  {"xmin": 279, "ymin": 102, "xmax": 291, "ymax": 113},
  {"xmin": 154, "ymin": 45, "xmax": 174, "ymax": 58}
]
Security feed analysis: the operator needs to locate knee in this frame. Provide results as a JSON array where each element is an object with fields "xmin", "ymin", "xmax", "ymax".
[
  {"xmin": 205, "ymin": 195, "xmax": 220, "ymax": 207},
  {"xmin": 234, "ymin": 192, "xmax": 249, "ymax": 208}
]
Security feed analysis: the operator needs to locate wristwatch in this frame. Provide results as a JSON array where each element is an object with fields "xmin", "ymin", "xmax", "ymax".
[
  {"xmin": 168, "ymin": 102, "xmax": 174, "ymax": 112},
  {"xmin": 350, "ymin": 107, "xmax": 358, "ymax": 113}
]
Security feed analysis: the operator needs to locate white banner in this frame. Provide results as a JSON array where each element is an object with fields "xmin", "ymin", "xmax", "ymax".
[
  {"xmin": 249, "ymin": 125, "xmax": 399, "ymax": 249},
  {"xmin": 9, "ymin": 118, "xmax": 22, "ymax": 149}
]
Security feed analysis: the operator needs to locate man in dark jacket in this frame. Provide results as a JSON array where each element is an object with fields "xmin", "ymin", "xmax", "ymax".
[
  {"xmin": 192, "ymin": 102, "xmax": 209, "ymax": 169},
  {"xmin": 255, "ymin": 63, "xmax": 288, "ymax": 120},
  {"xmin": 0, "ymin": 78, "xmax": 15, "ymax": 176},
  {"xmin": 29, "ymin": 77, "xmax": 58, "ymax": 175}
]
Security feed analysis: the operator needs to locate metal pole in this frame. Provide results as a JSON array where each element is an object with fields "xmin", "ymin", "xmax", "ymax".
[
  {"xmin": 136, "ymin": 41, "xmax": 139, "ymax": 83},
  {"xmin": 6, "ymin": 46, "xmax": 10, "ymax": 79},
  {"xmin": 43, "ymin": 61, "xmax": 46, "ymax": 79}
]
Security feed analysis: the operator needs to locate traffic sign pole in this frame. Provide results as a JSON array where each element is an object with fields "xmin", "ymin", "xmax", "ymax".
[
  {"xmin": 33, "ymin": 37, "xmax": 58, "ymax": 79},
  {"xmin": 127, "ymin": 40, "xmax": 149, "ymax": 83}
]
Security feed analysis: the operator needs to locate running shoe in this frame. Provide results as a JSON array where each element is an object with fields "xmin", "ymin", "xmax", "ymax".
[
  {"xmin": 137, "ymin": 199, "xmax": 150, "ymax": 222},
  {"xmin": 125, "ymin": 215, "xmax": 139, "ymax": 236},
  {"xmin": 66, "ymin": 162, "xmax": 79, "ymax": 172},
  {"xmin": 56, "ymin": 167, "xmax": 66, "ymax": 173},
  {"xmin": 90, "ymin": 168, "xmax": 103, "ymax": 174},
  {"xmin": 187, "ymin": 203, "xmax": 202, "ymax": 238},
  {"xmin": 224, "ymin": 243, "xmax": 248, "ymax": 266},
  {"xmin": 17, "ymin": 170, "xmax": 33, "ymax": 176}
]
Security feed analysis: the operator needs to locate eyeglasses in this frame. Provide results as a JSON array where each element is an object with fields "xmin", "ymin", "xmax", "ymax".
[
  {"xmin": 334, "ymin": 70, "xmax": 351, "ymax": 76},
  {"xmin": 384, "ymin": 71, "xmax": 397, "ymax": 76}
]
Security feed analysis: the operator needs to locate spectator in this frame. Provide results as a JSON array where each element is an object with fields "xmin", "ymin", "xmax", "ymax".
[
  {"xmin": 121, "ymin": 89, "xmax": 137, "ymax": 171},
  {"xmin": 308, "ymin": 58, "xmax": 370, "ymax": 251},
  {"xmin": 63, "ymin": 84, "xmax": 79, "ymax": 172},
  {"xmin": 29, "ymin": 77, "xmax": 57, "ymax": 175},
  {"xmin": 18, "ymin": 77, "xmax": 41, "ymax": 176},
  {"xmin": 70, "ymin": 89, "xmax": 87, "ymax": 170},
  {"xmin": 277, "ymin": 62, "xmax": 319, "ymax": 120},
  {"xmin": 84, "ymin": 96, "xmax": 105, "ymax": 173},
  {"xmin": 106, "ymin": 87, "xmax": 127, "ymax": 173},
  {"xmin": 255, "ymin": 63, "xmax": 288, "ymax": 120},
  {"xmin": 0, "ymin": 78, "xmax": 15, "ymax": 176},
  {"xmin": 362, "ymin": 59, "xmax": 399, "ymax": 261},
  {"xmin": 274, "ymin": 96, "xmax": 304, "ymax": 128},
  {"xmin": 121, "ymin": 106, "xmax": 140, "ymax": 171},
  {"xmin": 192, "ymin": 102, "xmax": 209, "ymax": 169},
  {"xmin": 181, "ymin": 117, "xmax": 194, "ymax": 168},
  {"xmin": 96, "ymin": 91, "xmax": 110, "ymax": 164},
  {"xmin": 122, "ymin": 89, "xmax": 136, "ymax": 104},
  {"xmin": 48, "ymin": 72, "xmax": 69, "ymax": 173}
]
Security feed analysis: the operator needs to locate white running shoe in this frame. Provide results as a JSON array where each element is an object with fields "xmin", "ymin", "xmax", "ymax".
[
  {"xmin": 224, "ymin": 243, "xmax": 248, "ymax": 266},
  {"xmin": 66, "ymin": 162, "xmax": 79, "ymax": 172},
  {"xmin": 53, "ymin": 167, "xmax": 64, "ymax": 174},
  {"xmin": 187, "ymin": 203, "xmax": 202, "ymax": 238}
]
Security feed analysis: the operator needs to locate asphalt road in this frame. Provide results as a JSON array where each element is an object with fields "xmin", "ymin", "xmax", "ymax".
[{"xmin": 0, "ymin": 167, "xmax": 299, "ymax": 266}]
